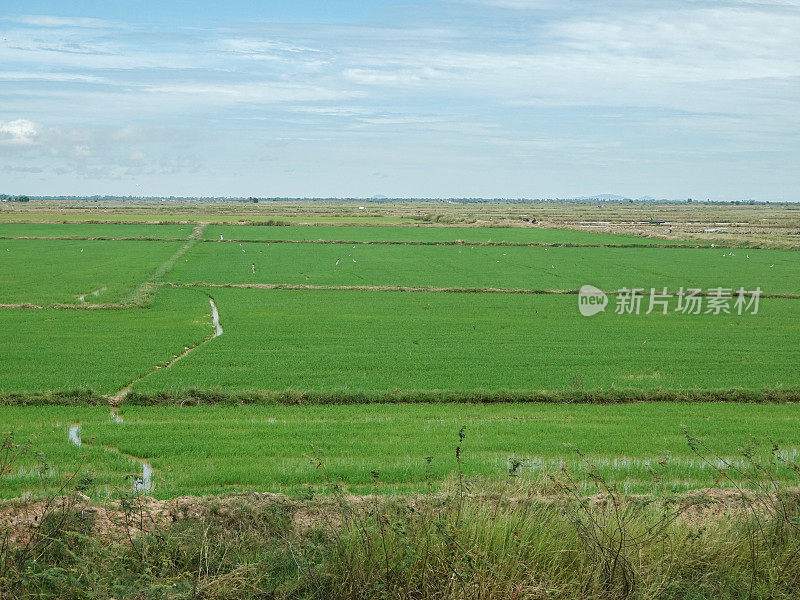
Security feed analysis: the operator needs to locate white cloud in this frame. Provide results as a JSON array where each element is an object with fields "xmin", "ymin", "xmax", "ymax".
[
  {"xmin": 357, "ymin": 116, "xmax": 448, "ymax": 125},
  {"xmin": 0, "ymin": 71, "xmax": 103, "ymax": 82},
  {"xmin": 0, "ymin": 2, "xmax": 797, "ymax": 198},
  {"xmin": 143, "ymin": 82, "xmax": 362, "ymax": 104},
  {"xmin": 343, "ymin": 67, "xmax": 446, "ymax": 86},
  {"xmin": 221, "ymin": 38, "xmax": 325, "ymax": 57},
  {"xmin": 456, "ymin": 0, "xmax": 800, "ymax": 8},
  {"xmin": 292, "ymin": 106, "xmax": 375, "ymax": 117},
  {"xmin": 0, "ymin": 119, "xmax": 41, "ymax": 145},
  {"xmin": 449, "ymin": 0, "xmax": 565, "ymax": 8},
  {"xmin": 6, "ymin": 15, "xmax": 115, "ymax": 28},
  {"xmin": 731, "ymin": 0, "xmax": 800, "ymax": 5}
]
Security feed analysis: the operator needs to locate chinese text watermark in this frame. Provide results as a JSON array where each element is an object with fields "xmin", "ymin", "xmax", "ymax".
[{"xmin": 578, "ymin": 286, "xmax": 761, "ymax": 316}]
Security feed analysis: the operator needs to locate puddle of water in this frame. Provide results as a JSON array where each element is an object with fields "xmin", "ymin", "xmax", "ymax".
[
  {"xmin": 68, "ymin": 424, "xmax": 81, "ymax": 447},
  {"xmin": 209, "ymin": 298, "xmax": 223, "ymax": 337},
  {"xmin": 134, "ymin": 462, "xmax": 153, "ymax": 493},
  {"xmin": 77, "ymin": 286, "xmax": 107, "ymax": 303},
  {"xmin": 110, "ymin": 409, "xmax": 123, "ymax": 424}
]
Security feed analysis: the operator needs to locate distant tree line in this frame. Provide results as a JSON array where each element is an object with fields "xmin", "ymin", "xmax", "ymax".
[{"xmin": 14, "ymin": 195, "xmax": 780, "ymax": 205}]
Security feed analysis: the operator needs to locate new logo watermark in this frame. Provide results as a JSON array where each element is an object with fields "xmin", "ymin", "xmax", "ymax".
[
  {"xmin": 578, "ymin": 285, "xmax": 608, "ymax": 316},
  {"xmin": 578, "ymin": 286, "xmax": 761, "ymax": 316}
]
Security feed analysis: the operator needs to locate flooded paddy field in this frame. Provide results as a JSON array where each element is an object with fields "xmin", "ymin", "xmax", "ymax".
[{"xmin": 3, "ymin": 403, "xmax": 800, "ymax": 499}]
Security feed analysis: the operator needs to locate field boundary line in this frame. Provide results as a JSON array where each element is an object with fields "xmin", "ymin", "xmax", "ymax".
[
  {"xmin": 2, "ymin": 235, "xmax": 762, "ymax": 250},
  {"xmin": 0, "ymin": 219, "xmax": 209, "ymax": 226},
  {"xmin": 0, "ymin": 235, "xmax": 188, "ymax": 242},
  {"xmin": 165, "ymin": 282, "xmax": 800, "ymax": 299},
  {"xmin": 2, "ymin": 282, "xmax": 797, "ymax": 310},
  {"xmin": 120, "ymin": 387, "xmax": 800, "ymax": 405},
  {"xmin": 170, "ymin": 282, "xmax": 578, "ymax": 294},
  {"xmin": 108, "ymin": 296, "xmax": 223, "ymax": 403},
  {"xmin": 2, "ymin": 234, "xmax": 789, "ymax": 250},
  {"xmin": 0, "ymin": 235, "xmax": 708, "ymax": 248},
  {"xmin": 0, "ymin": 302, "xmax": 130, "ymax": 310},
  {"xmin": 6, "ymin": 387, "xmax": 800, "ymax": 405},
  {"xmin": 202, "ymin": 238, "xmax": 764, "ymax": 250}
]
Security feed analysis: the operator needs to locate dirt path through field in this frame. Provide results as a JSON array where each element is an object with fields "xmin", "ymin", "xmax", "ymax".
[
  {"xmin": 0, "ymin": 223, "xmax": 208, "ymax": 310},
  {"xmin": 123, "ymin": 222, "xmax": 208, "ymax": 305},
  {"xmin": 1, "ymin": 485, "xmax": 776, "ymax": 545}
]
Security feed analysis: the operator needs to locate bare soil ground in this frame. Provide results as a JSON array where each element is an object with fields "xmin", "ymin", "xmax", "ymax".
[{"xmin": 0, "ymin": 487, "xmax": 777, "ymax": 545}]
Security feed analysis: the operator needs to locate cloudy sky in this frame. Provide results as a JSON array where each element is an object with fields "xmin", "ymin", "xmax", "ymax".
[{"xmin": 1, "ymin": 1, "xmax": 798, "ymax": 199}]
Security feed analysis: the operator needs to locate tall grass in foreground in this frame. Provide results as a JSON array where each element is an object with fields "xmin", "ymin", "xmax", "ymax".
[{"xmin": 2, "ymin": 430, "xmax": 800, "ymax": 599}]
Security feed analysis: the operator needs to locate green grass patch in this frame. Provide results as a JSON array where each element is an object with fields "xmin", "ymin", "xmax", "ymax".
[
  {"xmin": 0, "ymin": 213, "xmax": 417, "ymax": 224},
  {"xmin": 5, "ymin": 489, "xmax": 800, "ymax": 599}
]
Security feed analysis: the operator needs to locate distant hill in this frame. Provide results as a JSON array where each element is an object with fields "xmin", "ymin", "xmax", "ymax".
[
  {"xmin": 575, "ymin": 194, "xmax": 680, "ymax": 202},
  {"xmin": 576, "ymin": 194, "xmax": 628, "ymax": 201}
]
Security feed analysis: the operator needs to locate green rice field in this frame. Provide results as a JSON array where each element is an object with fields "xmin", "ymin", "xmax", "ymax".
[
  {"xmin": 203, "ymin": 224, "xmax": 684, "ymax": 245},
  {"xmin": 133, "ymin": 289, "xmax": 800, "ymax": 393},
  {"xmin": 0, "ymin": 222, "xmax": 194, "ymax": 239},
  {"xmin": 0, "ymin": 238, "xmax": 184, "ymax": 305},
  {"xmin": 1, "ymin": 217, "xmax": 799, "ymax": 499},
  {"xmin": 170, "ymin": 242, "xmax": 798, "ymax": 293},
  {"xmin": 0, "ymin": 288, "xmax": 210, "ymax": 393},
  {"xmin": 2, "ymin": 403, "xmax": 799, "ymax": 498}
]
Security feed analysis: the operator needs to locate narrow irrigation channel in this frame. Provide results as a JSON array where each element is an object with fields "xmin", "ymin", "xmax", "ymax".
[
  {"xmin": 65, "ymin": 296, "xmax": 224, "ymax": 494},
  {"xmin": 209, "ymin": 296, "xmax": 223, "ymax": 336},
  {"xmin": 108, "ymin": 296, "xmax": 223, "ymax": 403},
  {"xmin": 65, "ymin": 420, "xmax": 153, "ymax": 493}
]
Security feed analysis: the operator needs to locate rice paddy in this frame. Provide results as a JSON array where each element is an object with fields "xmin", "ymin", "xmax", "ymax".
[
  {"xmin": 2, "ymin": 403, "xmax": 800, "ymax": 499},
  {"xmin": 0, "ymin": 288, "xmax": 210, "ymax": 393},
  {"xmin": 1, "ymin": 208, "xmax": 799, "ymax": 499},
  {"xmin": 202, "ymin": 224, "xmax": 686, "ymax": 245},
  {"xmin": 0, "ymin": 222, "xmax": 194, "ymax": 239},
  {"xmin": 0, "ymin": 238, "xmax": 184, "ymax": 305},
  {"xmin": 133, "ymin": 289, "xmax": 800, "ymax": 393},
  {"xmin": 169, "ymin": 242, "xmax": 799, "ymax": 293}
]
